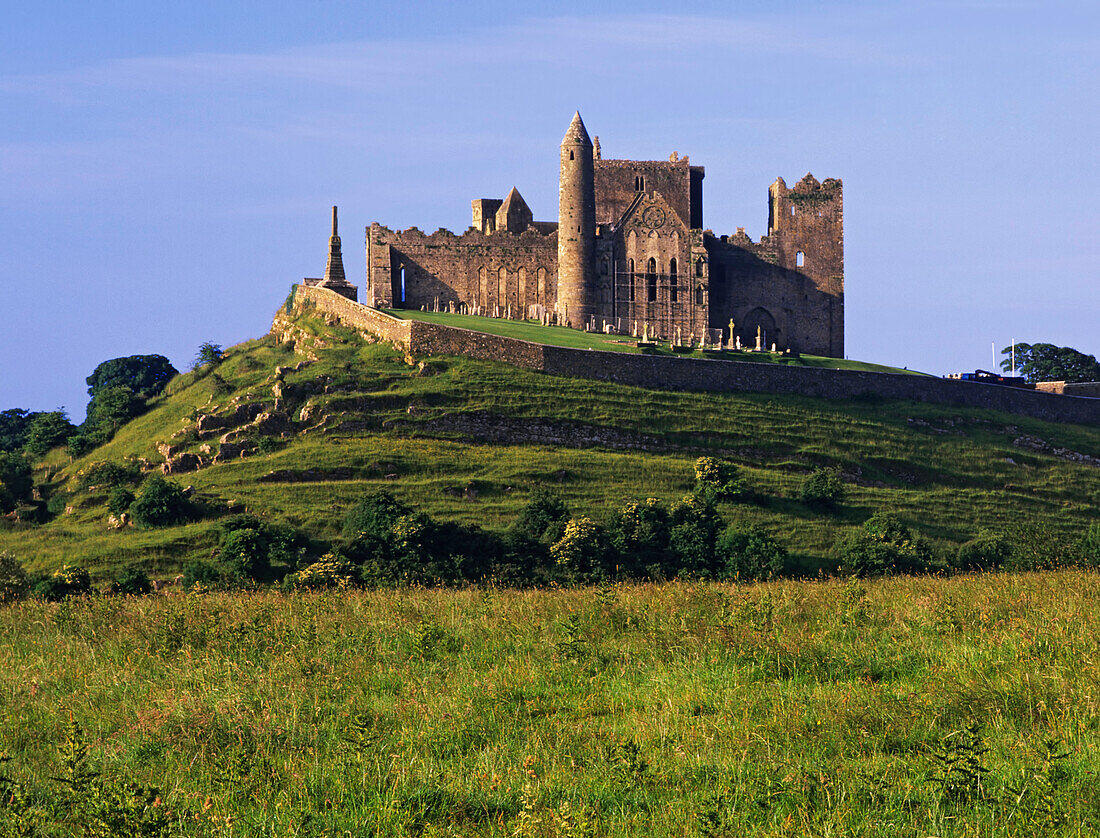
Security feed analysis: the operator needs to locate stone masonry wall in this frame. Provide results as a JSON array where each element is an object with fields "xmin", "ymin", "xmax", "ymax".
[
  {"xmin": 289, "ymin": 287, "xmax": 1100, "ymax": 427},
  {"xmin": 293, "ymin": 284, "xmax": 413, "ymax": 350},
  {"xmin": 367, "ymin": 223, "xmax": 558, "ymax": 316}
]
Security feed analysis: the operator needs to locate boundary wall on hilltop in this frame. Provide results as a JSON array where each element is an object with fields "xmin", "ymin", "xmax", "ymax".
[{"xmin": 290, "ymin": 285, "xmax": 1100, "ymax": 426}]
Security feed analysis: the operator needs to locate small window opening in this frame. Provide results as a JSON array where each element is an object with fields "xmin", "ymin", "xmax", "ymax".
[
  {"xmin": 646, "ymin": 258, "xmax": 657, "ymax": 302},
  {"xmin": 400, "ymin": 266, "xmax": 406, "ymax": 303},
  {"xmin": 795, "ymin": 251, "xmax": 805, "ymax": 267},
  {"xmin": 790, "ymin": 205, "xmax": 795, "ymax": 216},
  {"xmin": 695, "ymin": 286, "xmax": 704, "ymax": 306},
  {"xmin": 569, "ymin": 150, "xmax": 574, "ymax": 160},
  {"xmin": 695, "ymin": 258, "xmax": 704, "ymax": 278},
  {"xmin": 669, "ymin": 258, "xmax": 678, "ymax": 303}
]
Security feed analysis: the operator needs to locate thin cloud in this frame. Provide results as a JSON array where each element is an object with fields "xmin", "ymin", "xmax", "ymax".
[{"xmin": 0, "ymin": 10, "xmax": 917, "ymax": 101}]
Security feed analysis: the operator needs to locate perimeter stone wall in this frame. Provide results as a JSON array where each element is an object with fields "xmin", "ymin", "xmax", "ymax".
[{"xmin": 288, "ymin": 287, "xmax": 1100, "ymax": 426}]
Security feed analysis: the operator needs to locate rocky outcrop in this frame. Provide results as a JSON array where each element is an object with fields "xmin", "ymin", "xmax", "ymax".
[
  {"xmin": 162, "ymin": 452, "xmax": 205, "ymax": 474},
  {"xmin": 1013, "ymin": 435, "xmax": 1100, "ymax": 467}
]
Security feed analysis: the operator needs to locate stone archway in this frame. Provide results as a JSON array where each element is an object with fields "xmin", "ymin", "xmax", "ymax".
[{"xmin": 741, "ymin": 307, "xmax": 777, "ymax": 349}]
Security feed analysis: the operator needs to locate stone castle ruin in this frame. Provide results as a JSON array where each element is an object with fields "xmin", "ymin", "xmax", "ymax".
[{"xmin": 331, "ymin": 112, "xmax": 844, "ymax": 357}]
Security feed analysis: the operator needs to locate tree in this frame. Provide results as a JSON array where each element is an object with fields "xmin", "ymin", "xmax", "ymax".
[
  {"xmin": 86, "ymin": 354, "xmax": 178, "ymax": 401},
  {"xmin": 192, "ymin": 342, "xmax": 224, "ymax": 370},
  {"xmin": 23, "ymin": 410, "xmax": 76, "ymax": 457},
  {"xmin": 0, "ymin": 452, "xmax": 33, "ymax": 513},
  {"xmin": 1000, "ymin": 342, "xmax": 1100, "ymax": 383},
  {"xmin": 0, "ymin": 409, "xmax": 36, "ymax": 452},
  {"xmin": 84, "ymin": 386, "xmax": 144, "ymax": 437}
]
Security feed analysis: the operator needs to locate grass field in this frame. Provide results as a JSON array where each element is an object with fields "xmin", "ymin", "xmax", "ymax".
[
  {"xmin": 2, "ymin": 572, "xmax": 1099, "ymax": 836},
  {"xmin": 384, "ymin": 309, "xmax": 924, "ymax": 375},
  {"xmin": 1, "ymin": 308, "xmax": 1097, "ymax": 581}
]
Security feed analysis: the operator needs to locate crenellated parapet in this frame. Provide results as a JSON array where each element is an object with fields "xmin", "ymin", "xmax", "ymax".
[{"xmin": 369, "ymin": 222, "xmax": 558, "ymax": 248}]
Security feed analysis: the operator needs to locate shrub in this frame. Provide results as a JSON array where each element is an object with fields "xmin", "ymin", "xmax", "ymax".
[
  {"xmin": 106, "ymin": 486, "xmax": 136, "ymax": 517},
  {"xmin": 551, "ymin": 517, "xmax": 611, "ymax": 582},
  {"xmin": 1082, "ymin": 523, "xmax": 1100, "ymax": 568},
  {"xmin": 182, "ymin": 560, "xmax": 224, "ymax": 589},
  {"xmin": 668, "ymin": 492, "xmax": 722, "ymax": 578},
  {"xmin": 834, "ymin": 513, "xmax": 934, "ymax": 577},
  {"xmin": 34, "ymin": 565, "xmax": 92, "ymax": 601},
  {"xmin": 512, "ymin": 488, "xmax": 570, "ymax": 542},
  {"xmin": 219, "ymin": 528, "xmax": 270, "ymax": 581},
  {"xmin": 0, "ymin": 552, "xmax": 29, "ymax": 603},
  {"xmin": 129, "ymin": 476, "xmax": 192, "ymax": 527},
  {"xmin": 800, "ymin": 467, "xmax": 846, "ymax": 509},
  {"xmin": 110, "ymin": 567, "xmax": 152, "ymax": 596},
  {"xmin": 718, "ymin": 523, "xmax": 787, "ymax": 581},
  {"xmin": 76, "ymin": 461, "xmax": 140, "ymax": 491},
  {"xmin": 343, "ymin": 490, "xmax": 411, "ymax": 541},
  {"xmin": 46, "ymin": 490, "xmax": 72, "ymax": 516},
  {"xmin": 294, "ymin": 553, "xmax": 356, "ymax": 590},
  {"xmin": 608, "ymin": 498, "xmax": 671, "ymax": 577},
  {"xmin": 1002, "ymin": 522, "xmax": 1083, "ymax": 571},
  {"xmin": 957, "ymin": 533, "xmax": 1011, "ymax": 571},
  {"xmin": 192, "ymin": 341, "xmax": 224, "ymax": 370},
  {"xmin": 693, "ymin": 457, "xmax": 748, "ymax": 501}
]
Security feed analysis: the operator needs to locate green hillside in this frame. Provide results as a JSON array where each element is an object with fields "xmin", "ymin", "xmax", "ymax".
[{"xmin": 2, "ymin": 304, "xmax": 1097, "ymax": 581}]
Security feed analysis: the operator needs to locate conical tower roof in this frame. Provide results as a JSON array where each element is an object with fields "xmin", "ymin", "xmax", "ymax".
[{"xmin": 561, "ymin": 111, "xmax": 592, "ymax": 147}]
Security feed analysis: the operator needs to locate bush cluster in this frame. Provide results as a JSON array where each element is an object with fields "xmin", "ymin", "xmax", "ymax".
[
  {"xmin": 834, "ymin": 513, "xmax": 937, "ymax": 577},
  {"xmin": 332, "ymin": 488, "xmax": 787, "ymax": 588},
  {"xmin": 128, "ymin": 477, "xmax": 193, "ymax": 527},
  {"xmin": 179, "ymin": 514, "xmax": 311, "ymax": 588},
  {"xmin": 800, "ymin": 467, "xmax": 846, "ymax": 509}
]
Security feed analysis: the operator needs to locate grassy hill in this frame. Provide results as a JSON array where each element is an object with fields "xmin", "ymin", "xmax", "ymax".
[{"xmin": 2, "ymin": 302, "xmax": 1097, "ymax": 581}]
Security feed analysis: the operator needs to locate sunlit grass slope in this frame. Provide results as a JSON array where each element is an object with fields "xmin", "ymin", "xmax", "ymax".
[{"xmin": 2, "ymin": 308, "xmax": 1097, "ymax": 579}]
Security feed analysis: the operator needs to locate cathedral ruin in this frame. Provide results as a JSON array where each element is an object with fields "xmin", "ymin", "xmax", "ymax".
[{"xmin": 359, "ymin": 112, "xmax": 844, "ymax": 357}]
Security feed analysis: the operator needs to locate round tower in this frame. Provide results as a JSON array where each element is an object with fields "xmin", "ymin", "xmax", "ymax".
[{"xmin": 557, "ymin": 111, "xmax": 597, "ymax": 326}]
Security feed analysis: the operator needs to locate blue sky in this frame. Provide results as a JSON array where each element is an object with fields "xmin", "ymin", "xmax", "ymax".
[{"xmin": 2, "ymin": 0, "xmax": 1097, "ymax": 420}]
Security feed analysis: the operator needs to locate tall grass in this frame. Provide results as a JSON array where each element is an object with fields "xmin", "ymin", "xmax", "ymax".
[{"xmin": 2, "ymin": 573, "xmax": 1099, "ymax": 835}]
